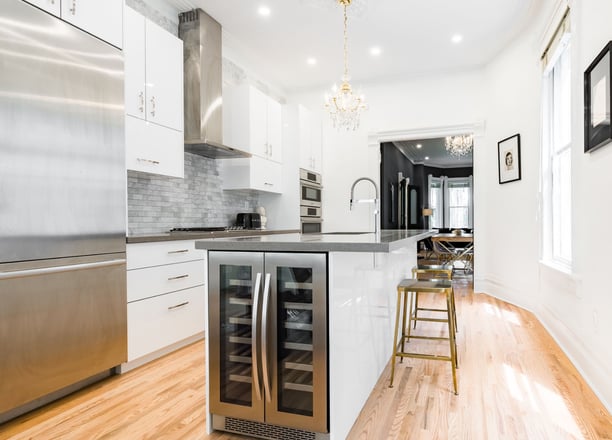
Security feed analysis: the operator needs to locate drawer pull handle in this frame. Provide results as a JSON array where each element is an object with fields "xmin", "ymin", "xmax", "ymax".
[
  {"xmin": 168, "ymin": 301, "xmax": 189, "ymax": 310},
  {"xmin": 136, "ymin": 157, "xmax": 160, "ymax": 165},
  {"xmin": 168, "ymin": 249, "xmax": 189, "ymax": 254},
  {"xmin": 167, "ymin": 274, "xmax": 189, "ymax": 281}
]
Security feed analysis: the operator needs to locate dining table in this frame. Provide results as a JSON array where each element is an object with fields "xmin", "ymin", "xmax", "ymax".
[{"xmin": 430, "ymin": 233, "xmax": 474, "ymax": 270}]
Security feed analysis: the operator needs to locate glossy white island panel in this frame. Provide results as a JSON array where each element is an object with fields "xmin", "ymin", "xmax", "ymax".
[{"xmin": 328, "ymin": 247, "xmax": 417, "ymax": 439}]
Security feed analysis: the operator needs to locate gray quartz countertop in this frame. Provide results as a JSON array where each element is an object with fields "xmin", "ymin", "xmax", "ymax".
[
  {"xmin": 194, "ymin": 229, "xmax": 432, "ymax": 253},
  {"xmin": 126, "ymin": 229, "xmax": 300, "ymax": 244}
]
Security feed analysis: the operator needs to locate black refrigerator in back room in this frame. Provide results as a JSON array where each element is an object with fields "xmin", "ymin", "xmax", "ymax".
[{"xmin": 0, "ymin": 0, "xmax": 127, "ymax": 422}]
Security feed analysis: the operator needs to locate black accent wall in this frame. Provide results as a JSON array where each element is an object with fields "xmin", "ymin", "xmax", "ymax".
[{"xmin": 380, "ymin": 142, "xmax": 473, "ymax": 230}]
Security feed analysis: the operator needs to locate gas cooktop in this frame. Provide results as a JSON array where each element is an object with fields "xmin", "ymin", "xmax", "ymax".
[{"xmin": 168, "ymin": 226, "xmax": 246, "ymax": 233}]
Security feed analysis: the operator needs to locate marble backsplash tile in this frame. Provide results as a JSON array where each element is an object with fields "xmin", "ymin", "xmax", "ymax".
[{"xmin": 127, "ymin": 152, "xmax": 260, "ymax": 235}]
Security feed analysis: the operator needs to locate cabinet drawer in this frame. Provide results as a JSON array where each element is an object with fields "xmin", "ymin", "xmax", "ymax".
[
  {"xmin": 127, "ymin": 286, "xmax": 205, "ymax": 361},
  {"xmin": 127, "ymin": 240, "xmax": 205, "ymax": 270},
  {"xmin": 127, "ymin": 260, "xmax": 205, "ymax": 302}
]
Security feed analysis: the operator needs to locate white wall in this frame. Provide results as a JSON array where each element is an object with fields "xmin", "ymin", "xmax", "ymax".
[
  {"xmin": 291, "ymin": 0, "xmax": 612, "ymax": 412},
  {"xmin": 291, "ymin": 70, "xmax": 487, "ymax": 233}
]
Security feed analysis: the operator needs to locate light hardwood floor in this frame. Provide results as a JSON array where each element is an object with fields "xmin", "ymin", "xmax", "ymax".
[{"xmin": 1, "ymin": 280, "xmax": 610, "ymax": 440}]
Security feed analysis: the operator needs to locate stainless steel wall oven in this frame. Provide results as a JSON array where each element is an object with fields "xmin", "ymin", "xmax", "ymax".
[{"xmin": 300, "ymin": 169, "xmax": 322, "ymax": 233}]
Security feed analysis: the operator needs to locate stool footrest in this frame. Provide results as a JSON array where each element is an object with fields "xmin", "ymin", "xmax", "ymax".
[
  {"xmin": 411, "ymin": 317, "xmax": 449, "ymax": 323},
  {"xmin": 414, "ymin": 307, "xmax": 448, "ymax": 312},
  {"xmin": 402, "ymin": 335, "xmax": 449, "ymax": 341},
  {"xmin": 395, "ymin": 352, "xmax": 452, "ymax": 362}
]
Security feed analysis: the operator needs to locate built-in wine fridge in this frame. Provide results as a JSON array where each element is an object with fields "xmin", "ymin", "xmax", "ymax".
[{"xmin": 208, "ymin": 252, "xmax": 328, "ymax": 440}]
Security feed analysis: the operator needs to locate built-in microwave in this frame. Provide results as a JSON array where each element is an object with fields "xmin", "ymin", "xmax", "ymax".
[{"xmin": 300, "ymin": 168, "xmax": 322, "ymax": 186}]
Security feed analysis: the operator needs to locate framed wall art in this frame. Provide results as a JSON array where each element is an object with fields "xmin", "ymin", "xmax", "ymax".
[
  {"xmin": 498, "ymin": 134, "xmax": 521, "ymax": 184},
  {"xmin": 584, "ymin": 41, "xmax": 612, "ymax": 153}
]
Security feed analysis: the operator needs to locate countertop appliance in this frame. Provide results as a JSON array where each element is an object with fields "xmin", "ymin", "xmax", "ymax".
[
  {"xmin": 0, "ymin": 0, "xmax": 126, "ymax": 422},
  {"xmin": 236, "ymin": 213, "xmax": 262, "ymax": 230},
  {"xmin": 179, "ymin": 9, "xmax": 250, "ymax": 159},
  {"xmin": 208, "ymin": 252, "xmax": 328, "ymax": 438}
]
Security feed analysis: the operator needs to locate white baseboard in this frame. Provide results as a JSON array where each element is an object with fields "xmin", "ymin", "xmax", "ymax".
[
  {"xmin": 476, "ymin": 276, "xmax": 612, "ymax": 414},
  {"xmin": 537, "ymin": 306, "xmax": 612, "ymax": 414}
]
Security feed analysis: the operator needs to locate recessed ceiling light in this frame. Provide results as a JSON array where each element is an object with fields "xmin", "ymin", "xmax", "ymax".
[
  {"xmin": 451, "ymin": 34, "xmax": 463, "ymax": 44},
  {"xmin": 416, "ymin": 144, "xmax": 422, "ymax": 149},
  {"xmin": 307, "ymin": 57, "xmax": 317, "ymax": 66},
  {"xmin": 258, "ymin": 5, "xmax": 271, "ymax": 17},
  {"xmin": 424, "ymin": 156, "xmax": 430, "ymax": 160},
  {"xmin": 370, "ymin": 46, "xmax": 382, "ymax": 56}
]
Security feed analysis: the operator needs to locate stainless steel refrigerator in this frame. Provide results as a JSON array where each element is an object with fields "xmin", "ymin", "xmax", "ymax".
[
  {"xmin": 0, "ymin": 0, "xmax": 127, "ymax": 420},
  {"xmin": 208, "ymin": 252, "xmax": 328, "ymax": 439}
]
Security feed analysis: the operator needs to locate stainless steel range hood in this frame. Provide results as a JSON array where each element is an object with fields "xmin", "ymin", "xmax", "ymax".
[{"xmin": 179, "ymin": 9, "xmax": 250, "ymax": 159}]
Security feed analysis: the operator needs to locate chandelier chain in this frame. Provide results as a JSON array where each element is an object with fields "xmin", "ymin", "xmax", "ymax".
[{"xmin": 343, "ymin": 3, "xmax": 348, "ymax": 78}]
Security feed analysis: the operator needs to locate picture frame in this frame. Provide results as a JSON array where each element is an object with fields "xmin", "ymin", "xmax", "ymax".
[
  {"xmin": 498, "ymin": 134, "xmax": 521, "ymax": 184},
  {"xmin": 584, "ymin": 41, "xmax": 612, "ymax": 153}
]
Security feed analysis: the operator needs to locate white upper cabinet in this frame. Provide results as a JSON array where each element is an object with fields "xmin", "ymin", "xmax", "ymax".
[
  {"xmin": 224, "ymin": 84, "xmax": 283, "ymax": 163},
  {"xmin": 25, "ymin": 0, "xmax": 122, "ymax": 48},
  {"xmin": 221, "ymin": 156, "xmax": 282, "ymax": 194},
  {"xmin": 144, "ymin": 19, "xmax": 184, "ymax": 131},
  {"xmin": 124, "ymin": 7, "xmax": 183, "ymax": 132},
  {"xmin": 288, "ymin": 105, "xmax": 323, "ymax": 174},
  {"xmin": 123, "ymin": 7, "xmax": 184, "ymax": 178}
]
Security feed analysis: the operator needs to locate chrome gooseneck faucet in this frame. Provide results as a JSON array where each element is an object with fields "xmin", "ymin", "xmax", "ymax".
[{"xmin": 349, "ymin": 177, "xmax": 380, "ymax": 236}]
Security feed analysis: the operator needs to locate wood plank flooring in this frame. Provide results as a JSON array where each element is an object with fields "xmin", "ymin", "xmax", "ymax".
[{"xmin": 1, "ymin": 280, "xmax": 610, "ymax": 439}]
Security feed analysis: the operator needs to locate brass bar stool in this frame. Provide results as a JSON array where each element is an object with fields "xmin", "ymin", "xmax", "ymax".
[
  {"xmin": 389, "ymin": 278, "xmax": 458, "ymax": 394},
  {"xmin": 411, "ymin": 265, "xmax": 457, "ymax": 333}
]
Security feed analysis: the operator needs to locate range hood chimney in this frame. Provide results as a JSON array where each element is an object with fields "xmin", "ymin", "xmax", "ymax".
[{"xmin": 178, "ymin": 9, "xmax": 250, "ymax": 159}]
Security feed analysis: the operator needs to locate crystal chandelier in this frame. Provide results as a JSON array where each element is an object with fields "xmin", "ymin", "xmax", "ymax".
[
  {"xmin": 445, "ymin": 134, "xmax": 473, "ymax": 157},
  {"xmin": 324, "ymin": 0, "xmax": 367, "ymax": 131}
]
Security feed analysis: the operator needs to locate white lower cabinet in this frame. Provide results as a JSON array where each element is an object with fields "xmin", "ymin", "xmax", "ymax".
[
  {"xmin": 127, "ymin": 285, "xmax": 205, "ymax": 361},
  {"xmin": 121, "ymin": 240, "xmax": 206, "ymax": 371}
]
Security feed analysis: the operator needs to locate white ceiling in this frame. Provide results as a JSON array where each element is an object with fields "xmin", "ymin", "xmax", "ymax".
[
  {"xmin": 164, "ymin": 0, "xmax": 540, "ymax": 94},
  {"xmin": 393, "ymin": 137, "xmax": 473, "ymax": 169}
]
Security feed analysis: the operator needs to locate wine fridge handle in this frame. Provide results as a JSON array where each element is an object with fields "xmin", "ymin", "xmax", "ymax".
[
  {"xmin": 261, "ymin": 272, "xmax": 272, "ymax": 402},
  {"xmin": 252, "ymin": 272, "xmax": 263, "ymax": 401}
]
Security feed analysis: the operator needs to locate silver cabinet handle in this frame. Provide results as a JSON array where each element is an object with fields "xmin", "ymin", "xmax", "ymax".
[
  {"xmin": 251, "ymin": 273, "xmax": 263, "ymax": 401},
  {"xmin": 167, "ymin": 274, "xmax": 189, "ymax": 281},
  {"xmin": 136, "ymin": 157, "xmax": 160, "ymax": 165},
  {"xmin": 168, "ymin": 301, "xmax": 189, "ymax": 310},
  {"xmin": 0, "ymin": 259, "xmax": 125, "ymax": 280},
  {"xmin": 69, "ymin": 0, "xmax": 76, "ymax": 15},
  {"xmin": 269, "ymin": 144, "xmax": 273, "ymax": 158},
  {"xmin": 168, "ymin": 249, "xmax": 189, "ymax": 254},
  {"xmin": 261, "ymin": 273, "xmax": 272, "ymax": 402},
  {"xmin": 138, "ymin": 91, "xmax": 144, "ymax": 113},
  {"xmin": 150, "ymin": 96, "xmax": 156, "ymax": 117},
  {"xmin": 264, "ymin": 182, "xmax": 273, "ymax": 186}
]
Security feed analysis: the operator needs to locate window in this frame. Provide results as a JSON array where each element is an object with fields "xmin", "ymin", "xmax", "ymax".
[
  {"xmin": 428, "ymin": 175, "xmax": 473, "ymax": 229},
  {"xmin": 445, "ymin": 177, "xmax": 473, "ymax": 229},
  {"xmin": 428, "ymin": 176, "xmax": 443, "ymax": 228},
  {"xmin": 541, "ymin": 12, "xmax": 572, "ymax": 267}
]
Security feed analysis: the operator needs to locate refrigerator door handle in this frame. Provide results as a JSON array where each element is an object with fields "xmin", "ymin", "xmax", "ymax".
[
  {"xmin": 0, "ymin": 259, "xmax": 126, "ymax": 280},
  {"xmin": 251, "ymin": 272, "xmax": 263, "ymax": 401},
  {"xmin": 260, "ymin": 272, "xmax": 272, "ymax": 403}
]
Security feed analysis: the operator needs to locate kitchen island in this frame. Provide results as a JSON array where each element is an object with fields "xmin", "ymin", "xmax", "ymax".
[{"xmin": 196, "ymin": 230, "xmax": 431, "ymax": 440}]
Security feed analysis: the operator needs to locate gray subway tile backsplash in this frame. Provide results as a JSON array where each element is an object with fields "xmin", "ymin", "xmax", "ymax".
[{"xmin": 127, "ymin": 152, "xmax": 260, "ymax": 235}]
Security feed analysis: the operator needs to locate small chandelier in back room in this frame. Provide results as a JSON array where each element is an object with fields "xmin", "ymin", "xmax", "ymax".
[
  {"xmin": 324, "ymin": 0, "xmax": 367, "ymax": 131},
  {"xmin": 445, "ymin": 134, "xmax": 473, "ymax": 157}
]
